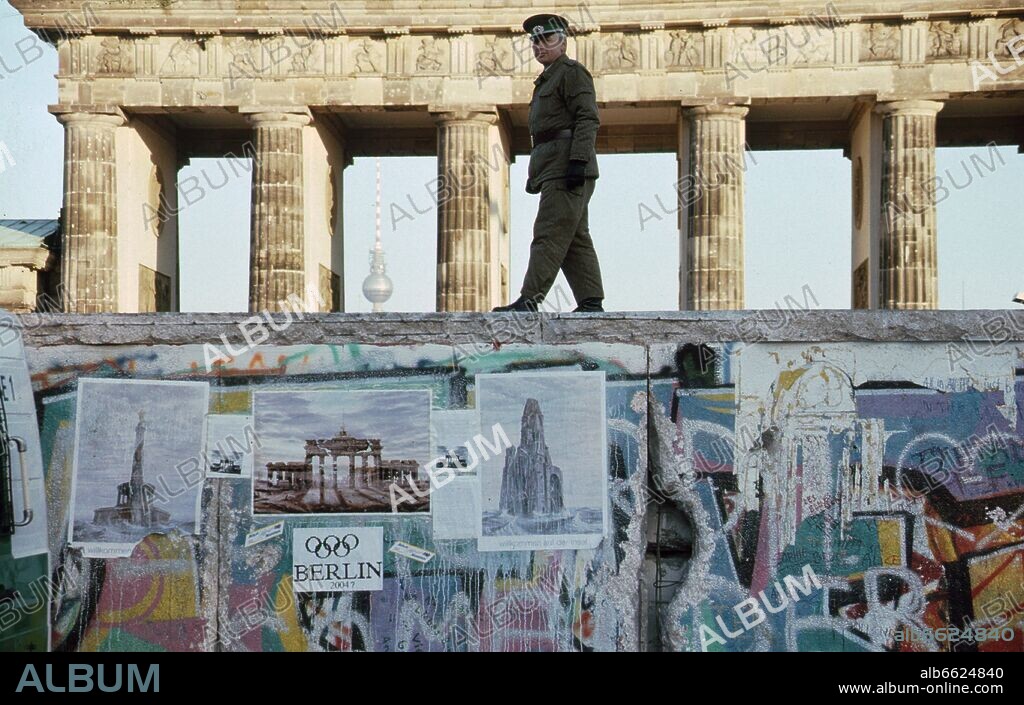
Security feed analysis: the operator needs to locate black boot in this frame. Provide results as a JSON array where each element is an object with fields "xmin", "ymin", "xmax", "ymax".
[
  {"xmin": 492, "ymin": 295, "xmax": 541, "ymax": 313},
  {"xmin": 572, "ymin": 297, "xmax": 604, "ymax": 313}
]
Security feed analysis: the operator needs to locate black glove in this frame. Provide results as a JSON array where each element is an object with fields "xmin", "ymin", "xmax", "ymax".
[{"xmin": 566, "ymin": 159, "xmax": 587, "ymax": 189}]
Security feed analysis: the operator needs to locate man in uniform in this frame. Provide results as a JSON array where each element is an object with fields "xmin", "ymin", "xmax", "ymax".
[{"xmin": 493, "ymin": 13, "xmax": 605, "ymax": 313}]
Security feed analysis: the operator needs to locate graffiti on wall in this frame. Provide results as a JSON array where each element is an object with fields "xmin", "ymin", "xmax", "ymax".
[
  {"xmin": 4, "ymin": 334, "xmax": 1022, "ymax": 652},
  {"xmin": 653, "ymin": 342, "xmax": 1024, "ymax": 652}
]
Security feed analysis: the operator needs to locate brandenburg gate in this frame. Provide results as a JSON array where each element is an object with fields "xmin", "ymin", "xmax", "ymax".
[
  {"xmin": 12, "ymin": 0, "xmax": 1024, "ymax": 312},
  {"xmin": 266, "ymin": 426, "xmax": 419, "ymax": 489}
]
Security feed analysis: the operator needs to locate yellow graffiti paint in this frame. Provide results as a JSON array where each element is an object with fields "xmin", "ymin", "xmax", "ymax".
[{"xmin": 877, "ymin": 519, "xmax": 903, "ymax": 566}]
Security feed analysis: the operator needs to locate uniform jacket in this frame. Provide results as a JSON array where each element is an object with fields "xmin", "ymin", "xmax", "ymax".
[{"xmin": 526, "ymin": 53, "xmax": 600, "ymax": 194}]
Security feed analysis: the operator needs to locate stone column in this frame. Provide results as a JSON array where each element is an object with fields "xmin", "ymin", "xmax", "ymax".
[
  {"xmin": 682, "ymin": 105, "xmax": 749, "ymax": 310},
  {"xmin": 245, "ymin": 110, "xmax": 311, "ymax": 313},
  {"xmin": 432, "ymin": 109, "xmax": 499, "ymax": 312},
  {"xmin": 54, "ymin": 110, "xmax": 126, "ymax": 313},
  {"xmin": 876, "ymin": 100, "xmax": 943, "ymax": 310}
]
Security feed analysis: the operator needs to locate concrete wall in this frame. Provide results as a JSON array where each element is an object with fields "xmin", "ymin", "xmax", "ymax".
[{"xmin": 2, "ymin": 311, "xmax": 1023, "ymax": 652}]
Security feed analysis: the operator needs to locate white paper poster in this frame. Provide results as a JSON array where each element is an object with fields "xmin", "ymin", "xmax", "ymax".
[
  {"xmin": 476, "ymin": 371, "xmax": 608, "ymax": 552},
  {"xmin": 292, "ymin": 526, "xmax": 383, "ymax": 593},
  {"xmin": 429, "ymin": 409, "xmax": 482, "ymax": 471},
  {"xmin": 68, "ymin": 378, "xmax": 209, "ymax": 557},
  {"xmin": 431, "ymin": 476, "xmax": 481, "ymax": 540},
  {"xmin": 205, "ymin": 414, "xmax": 256, "ymax": 478}
]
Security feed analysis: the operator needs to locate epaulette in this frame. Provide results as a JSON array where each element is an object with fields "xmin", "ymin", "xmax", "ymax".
[{"xmin": 567, "ymin": 58, "xmax": 593, "ymax": 77}]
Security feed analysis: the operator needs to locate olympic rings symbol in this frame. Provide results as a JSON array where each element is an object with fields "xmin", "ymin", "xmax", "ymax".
[{"xmin": 304, "ymin": 534, "xmax": 360, "ymax": 559}]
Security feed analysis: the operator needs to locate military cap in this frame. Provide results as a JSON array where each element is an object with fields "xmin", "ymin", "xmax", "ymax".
[{"xmin": 523, "ymin": 13, "xmax": 572, "ymax": 38}]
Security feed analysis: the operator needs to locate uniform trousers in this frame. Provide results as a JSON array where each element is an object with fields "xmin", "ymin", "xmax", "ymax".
[{"xmin": 521, "ymin": 176, "xmax": 604, "ymax": 303}]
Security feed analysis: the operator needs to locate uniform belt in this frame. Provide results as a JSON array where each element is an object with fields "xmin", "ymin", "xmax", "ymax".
[{"xmin": 531, "ymin": 128, "xmax": 573, "ymax": 148}]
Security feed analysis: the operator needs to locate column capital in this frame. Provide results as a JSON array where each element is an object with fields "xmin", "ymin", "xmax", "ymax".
[
  {"xmin": 240, "ymin": 107, "xmax": 313, "ymax": 127},
  {"xmin": 428, "ymin": 106, "xmax": 499, "ymax": 125},
  {"xmin": 684, "ymin": 104, "xmax": 750, "ymax": 120},
  {"xmin": 50, "ymin": 105, "xmax": 126, "ymax": 127},
  {"xmin": 874, "ymin": 99, "xmax": 945, "ymax": 117}
]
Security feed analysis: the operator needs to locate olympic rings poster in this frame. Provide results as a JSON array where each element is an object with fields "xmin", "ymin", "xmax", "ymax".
[{"xmin": 292, "ymin": 526, "xmax": 384, "ymax": 592}]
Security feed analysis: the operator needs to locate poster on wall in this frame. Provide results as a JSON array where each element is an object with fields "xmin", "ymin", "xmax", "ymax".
[
  {"xmin": 429, "ymin": 409, "xmax": 482, "ymax": 472},
  {"xmin": 432, "ymin": 476, "xmax": 481, "ymax": 540},
  {"xmin": 476, "ymin": 371, "xmax": 608, "ymax": 552},
  {"xmin": 253, "ymin": 389, "xmax": 432, "ymax": 515},
  {"xmin": 292, "ymin": 526, "xmax": 383, "ymax": 592},
  {"xmin": 428, "ymin": 409, "xmax": 483, "ymax": 539},
  {"xmin": 205, "ymin": 414, "xmax": 256, "ymax": 479},
  {"xmin": 68, "ymin": 378, "xmax": 209, "ymax": 558}
]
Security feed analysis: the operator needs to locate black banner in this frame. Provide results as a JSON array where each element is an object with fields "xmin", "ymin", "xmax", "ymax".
[{"xmin": 0, "ymin": 652, "xmax": 1019, "ymax": 699}]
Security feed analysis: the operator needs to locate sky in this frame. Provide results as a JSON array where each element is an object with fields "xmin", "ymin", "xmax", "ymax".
[
  {"xmin": 253, "ymin": 389, "xmax": 432, "ymax": 470},
  {"xmin": 1, "ymin": 1, "xmax": 1021, "ymax": 312}
]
